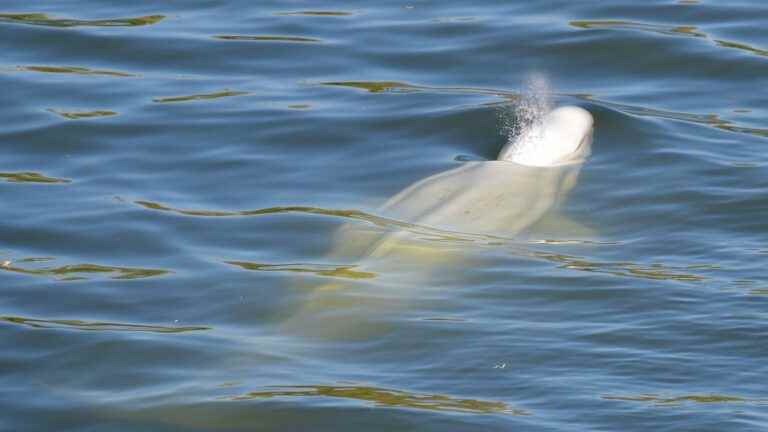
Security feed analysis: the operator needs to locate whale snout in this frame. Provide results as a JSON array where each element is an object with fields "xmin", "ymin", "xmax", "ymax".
[{"xmin": 498, "ymin": 105, "xmax": 594, "ymax": 167}]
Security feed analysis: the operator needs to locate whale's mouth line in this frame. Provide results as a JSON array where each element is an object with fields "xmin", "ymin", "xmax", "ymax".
[
  {"xmin": 573, "ymin": 129, "xmax": 592, "ymax": 156},
  {"xmin": 576, "ymin": 134, "xmax": 587, "ymax": 152},
  {"xmin": 493, "ymin": 158, "xmax": 585, "ymax": 168}
]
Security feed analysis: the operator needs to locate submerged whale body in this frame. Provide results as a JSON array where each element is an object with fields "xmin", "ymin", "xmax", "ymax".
[
  {"xmin": 285, "ymin": 105, "xmax": 595, "ymax": 338},
  {"xmin": 342, "ymin": 105, "xmax": 594, "ymax": 257}
]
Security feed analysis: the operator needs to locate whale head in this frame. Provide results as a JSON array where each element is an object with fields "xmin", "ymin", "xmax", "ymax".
[{"xmin": 497, "ymin": 106, "xmax": 594, "ymax": 167}]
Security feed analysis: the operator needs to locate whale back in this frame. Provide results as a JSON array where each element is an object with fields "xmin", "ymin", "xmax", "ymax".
[
  {"xmin": 498, "ymin": 106, "xmax": 594, "ymax": 167},
  {"xmin": 378, "ymin": 162, "xmax": 569, "ymax": 237}
]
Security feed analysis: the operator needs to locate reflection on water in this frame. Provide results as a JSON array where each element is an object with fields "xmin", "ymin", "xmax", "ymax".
[
  {"xmin": 1, "ymin": 315, "xmax": 209, "ymax": 333},
  {"xmin": 274, "ymin": 11, "xmax": 354, "ymax": 17},
  {"xmin": 47, "ymin": 109, "xmax": 117, "ymax": 120},
  {"xmin": 0, "ymin": 13, "xmax": 164, "ymax": 28},
  {"xmin": 0, "ymin": 172, "xmax": 70, "ymax": 184},
  {"xmin": 132, "ymin": 199, "xmax": 497, "ymax": 244},
  {"xmin": 704, "ymin": 123, "xmax": 768, "ymax": 139},
  {"xmin": 323, "ymin": 81, "xmax": 420, "ymax": 93},
  {"xmin": 132, "ymin": 200, "xmax": 715, "ymax": 284},
  {"xmin": 321, "ymin": 80, "xmax": 507, "ymax": 97},
  {"xmin": 713, "ymin": 39, "xmax": 768, "ymax": 58},
  {"xmin": 213, "ymin": 35, "xmax": 321, "ymax": 43},
  {"xmin": 571, "ymin": 19, "xmax": 768, "ymax": 59},
  {"xmin": 527, "ymin": 250, "xmax": 710, "ymax": 282},
  {"xmin": 1, "ymin": 258, "xmax": 169, "ymax": 281},
  {"xmin": 570, "ymin": 20, "xmax": 705, "ymax": 38},
  {"xmin": 152, "ymin": 90, "xmax": 250, "ymax": 104},
  {"xmin": 134, "ymin": 199, "xmax": 382, "ymax": 220},
  {"xmin": 321, "ymin": 79, "xmax": 768, "ymax": 140},
  {"xmin": 16, "ymin": 65, "xmax": 135, "ymax": 77},
  {"xmin": 227, "ymin": 385, "xmax": 528, "ymax": 415},
  {"xmin": 432, "ymin": 16, "xmax": 481, "ymax": 24},
  {"xmin": 225, "ymin": 261, "xmax": 376, "ymax": 280},
  {"xmin": 602, "ymin": 393, "xmax": 767, "ymax": 406},
  {"xmin": 574, "ymin": 95, "xmax": 768, "ymax": 139}
]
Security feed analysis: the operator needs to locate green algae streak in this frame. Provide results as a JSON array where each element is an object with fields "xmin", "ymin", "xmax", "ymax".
[
  {"xmin": 1, "ymin": 260, "xmax": 169, "ymax": 281},
  {"xmin": 0, "ymin": 172, "xmax": 70, "ymax": 184},
  {"xmin": 0, "ymin": 13, "xmax": 164, "ymax": 28},
  {"xmin": 18, "ymin": 65, "xmax": 135, "ymax": 77},
  {"xmin": 225, "ymin": 261, "xmax": 376, "ymax": 280},
  {"xmin": 152, "ymin": 90, "xmax": 250, "ymax": 103},
  {"xmin": 1, "ymin": 316, "xmax": 209, "ymax": 333},
  {"xmin": 213, "ymin": 35, "xmax": 320, "ymax": 43},
  {"xmin": 228, "ymin": 385, "xmax": 528, "ymax": 415},
  {"xmin": 47, "ymin": 109, "xmax": 117, "ymax": 120}
]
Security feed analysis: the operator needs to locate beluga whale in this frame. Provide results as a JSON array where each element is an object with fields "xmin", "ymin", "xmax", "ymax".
[
  {"xmin": 284, "ymin": 84, "xmax": 595, "ymax": 339},
  {"xmin": 380, "ymin": 105, "xmax": 593, "ymax": 237},
  {"xmin": 322, "ymin": 104, "xmax": 594, "ymax": 265}
]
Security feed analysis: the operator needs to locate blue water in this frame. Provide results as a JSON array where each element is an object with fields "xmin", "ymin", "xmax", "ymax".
[{"xmin": 1, "ymin": 1, "xmax": 767, "ymax": 430}]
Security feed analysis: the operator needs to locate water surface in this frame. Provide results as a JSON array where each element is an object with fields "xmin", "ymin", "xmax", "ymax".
[{"xmin": 1, "ymin": 1, "xmax": 767, "ymax": 431}]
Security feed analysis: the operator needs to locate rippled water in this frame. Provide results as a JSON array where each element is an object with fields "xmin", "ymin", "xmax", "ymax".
[{"xmin": 2, "ymin": 1, "xmax": 767, "ymax": 430}]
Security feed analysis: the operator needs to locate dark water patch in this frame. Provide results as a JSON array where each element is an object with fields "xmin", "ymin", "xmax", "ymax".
[
  {"xmin": 213, "ymin": 35, "xmax": 321, "ymax": 43},
  {"xmin": 0, "ymin": 13, "xmax": 164, "ymax": 28},
  {"xmin": 274, "ymin": 11, "xmax": 353, "ymax": 17},
  {"xmin": 0, "ymin": 316, "xmax": 209, "ymax": 333},
  {"xmin": 1, "ymin": 259, "xmax": 169, "ymax": 281},
  {"xmin": 17, "ymin": 65, "xmax": 135, "ymax": 77},
  {"xmin": 47, "ymin": 109, "xmax": 117, "ymax": 120},
  {"xmin": 454, "ymin": 154, "xmax": 488, "ymax": 162},
  {"xmin": 602, "ymin": 393, "xmax": 767, "ymax": 406},
  {"xmin": 0, "ymin": 171, "xmax": 70, "ymax": 184},
  {"xmin": 152, "ymin": 90, "xmax": 250, "ymax": 104},
  {"xmin": 575, "ymin": 95, "xmax": 720, "ymax": 124},
  {"xmin": 226, "ymin": 385, "xmax": 528, "ymax": 415},
  {"xmin": 225, "ymin": 261, "xmax": 376, "ymax": 280},
  {"xmin": 322, "ymin": 81, "xmax": 768, "ymax": 140},
  {"xmin": 576, "ymin": 95, "xmax": 768, "ymax": 139}
]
